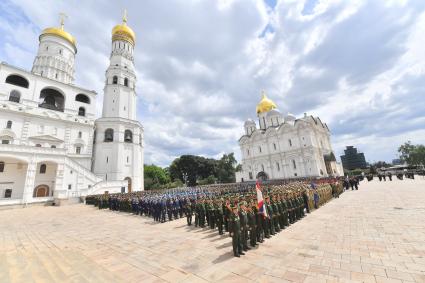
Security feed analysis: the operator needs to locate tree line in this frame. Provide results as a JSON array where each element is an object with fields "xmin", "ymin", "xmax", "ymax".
[{"xmin": 144, "ymin": 153, "xmax": 238, "ymax": 190}]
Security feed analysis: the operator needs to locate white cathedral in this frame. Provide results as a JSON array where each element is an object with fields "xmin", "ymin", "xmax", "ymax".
[
  {"xmin": 236, "ymin": 93, "xmax": 343, "ymax": 182},
  {"xmin": 0, "ymin": 14, "xmax": 143, "ymax": 206}
]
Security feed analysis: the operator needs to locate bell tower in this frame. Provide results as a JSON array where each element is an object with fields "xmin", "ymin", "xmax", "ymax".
[{"xmin": 92, "ymin": 11, "xmax": 144, "ymax": 191}]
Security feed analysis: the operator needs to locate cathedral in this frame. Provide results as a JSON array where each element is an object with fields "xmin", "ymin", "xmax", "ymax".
[
  {"xmin": 0, "ymin": 13, "xmax": 144, "ymax": 206},
  {"xmin": 236, "ymin": 92, "xmax": 343, "ymax": 182}
]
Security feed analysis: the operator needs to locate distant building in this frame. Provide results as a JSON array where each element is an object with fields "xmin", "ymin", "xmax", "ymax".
[
  {"xmin": 235, "ymin": 92, "xmax": 344, "ymax": 182},
  {"xmin": 392, "ymin": 159, "xmax": 402, "ymax": 165},
  {"xmin": 340, "ymin": 146, "xmax": 367, "ymax": 170}
]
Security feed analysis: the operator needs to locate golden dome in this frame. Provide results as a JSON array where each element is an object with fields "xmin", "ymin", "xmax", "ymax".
[
  {"xmin": 112, "ymin": 10, "xmax": 135, "ymax": 45},
  {"xmin": 256, "ymin": 91, "xmax": 277, "ymax": 114},
  {"xmin": 40, "ymin": 14, "xmax": 76, "ymax": 51}
]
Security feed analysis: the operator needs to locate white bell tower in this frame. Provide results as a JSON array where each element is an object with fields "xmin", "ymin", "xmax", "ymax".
[{"xmin": 92, "ymin": 11, "xmax": 144, "ymax": 192}]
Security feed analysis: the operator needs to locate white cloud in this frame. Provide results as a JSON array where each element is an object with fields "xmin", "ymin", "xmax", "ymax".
[{"xmin": 1, "ymin": 0, "xmax": 425, "ymax": 166}]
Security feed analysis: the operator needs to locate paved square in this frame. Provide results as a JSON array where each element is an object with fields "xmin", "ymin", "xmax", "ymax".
[{"xmin": 1, "ymin": 178, "xmax": 425, "ymax": 283}]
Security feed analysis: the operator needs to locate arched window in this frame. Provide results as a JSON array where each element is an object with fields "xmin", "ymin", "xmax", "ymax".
[
  {"xmin": 78, "ymin": 107, "xmax": 85, "ymax": 116},
  {"xmin": 0, "ymin": 161, "xmax": 4, "ymax": 172},
  {"xmin": 9, "ymin": 90, "xmax": 21, "ymax": 103},
  {"xmin": 78, "ymin": 131, "xmax": 82, "ymax": 138},
  {"xmin": 124, "ymin": 129, "xmax": 133, "ymax": 143},
  {"xmin": 112, "ymin": 76, "xmax": 118, "ymax": 84},
  {"xmin": 39, "ymin": 164, "xmax": 47, "ymax": 174},
  {"xmin": 124, "ymin": 78, "xmax": 129, "ymax": 87},
  {"xmin": 39, "ymin": 88, "xmax": 65, "ymax": 112},
  {"xmin": 6, "ymin": 121, "xmax": 12, "ymax": 129},
  {"xmin": 75, "ymin": 94, "xmax": 90, "ymax": 104},
  {"xmin": 5, "ymin": 74, "xmax": 29, "ymax": 88},
  {"xmin": 104, "ymin": 128, "xmax": 114, "ymax": 142}
]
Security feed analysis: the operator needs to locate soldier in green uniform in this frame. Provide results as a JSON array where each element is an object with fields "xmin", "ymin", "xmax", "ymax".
[
  {"xmin": 185, "ymin": 198, "xmax": 193, "ymax": 226},
  {"xmin": 247, "ymin": 201, "xmax": 257, "ymax": 247},
  {"xmin": 215, "ymin": 200, "xmax": 224, "ymax": 235},
  {"xmin": 230, "ymin": 206, "xmax": 244, "ymax": 257},
  {"xmin": 239, "ymin": 202, "xmax": 250, "ymax": 251}
]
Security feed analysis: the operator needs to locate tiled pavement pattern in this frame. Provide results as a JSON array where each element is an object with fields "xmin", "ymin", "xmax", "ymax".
[{"xmin": 1, "ymin": 178, "xmax": 425, "ymax": 283}]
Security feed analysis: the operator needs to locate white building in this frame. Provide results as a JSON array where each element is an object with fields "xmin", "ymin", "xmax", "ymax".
[
  {"xmin": 0, "ymin": 14, "xmax": 144, "ymax": 206},
  {"xmin": 236, "ymin": 92, "xmax": 343, "ymax": 182}
]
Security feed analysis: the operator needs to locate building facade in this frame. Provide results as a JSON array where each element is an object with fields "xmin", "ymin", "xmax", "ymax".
[
  {"xmin": 0, "ymin": 14, "xmax": 144, "ymax": 206},
  {"xmin": 236, "ymin": 92, "xmax": 343, "ymax": 182},
  {"xmin": 340, "ymin": 146, "xmax": 367, "ymax": 170}
]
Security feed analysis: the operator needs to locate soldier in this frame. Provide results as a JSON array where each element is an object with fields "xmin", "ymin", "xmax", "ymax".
[
  {"xmin": 239, "ymin": 202, "xmax": 250, "ymax": 252},
  {"xmin": 247, "ymin": 202, "xmax": 257, "ymax": 247},
  {"xmin": 185, "ymin": 198, "xmax": 193, "ymax": 226},
  {"xmin": 230, "ymin": 206, "xmax": 244, "ymax": 257},
  {"xmin": 215, "ymin": 200, "xmax": 224, "ymax": 235}
]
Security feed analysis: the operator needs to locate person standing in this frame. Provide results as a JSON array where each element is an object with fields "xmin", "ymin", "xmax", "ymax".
[{"xmin": 231, "ymin": 206, "xmax": 244, "ymax": 257}]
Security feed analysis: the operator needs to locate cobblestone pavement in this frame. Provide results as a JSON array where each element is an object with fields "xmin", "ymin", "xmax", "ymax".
[{"xmin": 1, "ymin": 178, "xmax": 425, "ymax": 283}]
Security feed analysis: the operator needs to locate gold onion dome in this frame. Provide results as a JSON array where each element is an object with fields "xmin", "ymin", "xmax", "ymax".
[
  {"xmin": 256, "ymin": 91, "xmax": 277, "ymax": 114},
  {"xmin": 112, "ymin": 10, "xmax": 135, "ymax": 45},
  {"xmin": 40, "ymin": 14, "xmax": 76, "ymax": 51}
]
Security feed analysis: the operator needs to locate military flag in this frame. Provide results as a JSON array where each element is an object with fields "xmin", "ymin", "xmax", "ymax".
[{"xmin": 256, "ymin": 180, "xmax": 268, "ymax": 218}]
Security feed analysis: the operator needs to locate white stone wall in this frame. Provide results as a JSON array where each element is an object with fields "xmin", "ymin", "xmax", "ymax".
[{"xmin": 238, "ymin": 114, "xmax": 338, "ymax": 182}]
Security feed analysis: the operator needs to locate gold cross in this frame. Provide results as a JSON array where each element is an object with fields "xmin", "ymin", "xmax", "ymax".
[
  {"xmin": 123, "ymin": 9, "xmax": 127, "ymax": 24},
  {"xmin": 59, "ymin": 12, "xmax": 68, "ymax": 29}
]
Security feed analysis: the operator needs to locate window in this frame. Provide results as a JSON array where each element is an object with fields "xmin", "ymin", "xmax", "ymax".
[
  {"xmin": 2, "ymin": 140, "xmax": 10, "ymax": 144},
  {"xmin": 127, "ymin": 156, "xmax": 129, "ymax": 163},
  {"xmin": 78, "ymin": 131, "xmax": 82, "ymax": 138},
  {"xmin": 78, "ymin": 107, "xmax": 85, "ymax": 116},
  {"xmin": 124, "ymin": 78, "xmax": 129, "ymax": 87},
  {"xmin": 273, "ymin": 143, "xmax": 276, "ymax": 150},
  {"xmin": 249, "ymin": 172, "xmax": 253, "ymax": 180},
  {"xmin": 0, "ymin": 162, "xmax": 4, "ymax": 172},
  {"xmin": 259, "ymin": 146, "xmax": 262, "ymax": 153},
  {"xmin": 55, "ymin": 73, "xmax": 58, "ymax": 79},
  {"xmin": 261, "ymin": 164, "xmax": 265, "ymax": 172},
  {"xmin": 289, "ymin": 139, "xmax": 292, "ymax": 147},
  {"xmin": 4, "ymin": 189, "xmax": 12, "ymax": 198},
  {"xmin": 276, "ymin": 162, "xmax": 280, "ymax": 171},
  {"xmin": 46, "ymin": 46, "xmax": 49, "ymax": 51},
  {"xmin": 9, "ymin": 90, "xmax": 21, "ymax": 103},
  {"xmin": 40, "ymin": 164, "xmax": 47, "ymax": 174},
  {"xmin": 104, "ymin": 128, "xmax": 114, "ymax": 142},
  {"xmin": 5, "ymin": 74, "xmax": 29, "ymax": 88},
  {"xmin": 59, "ymin": 49, "xmax": 62, "ymax": 55},
  {"xmin": 124, "ymin": 130, "xmax": 133, "ymax": 143},
  {"xmin": 39, "ymin": 88, "xmax": 65, "ymax": 112},
  {"xmin": 112, "ymin": 76, "xmax": 118, "ymax": 84},
  {"xmin": 51, "ymin": 145, "xmax": 56, "ymax": 148},
  {"xmin": 68, "ymin": 184, "xmax": 72, "ymax": 190},
  {"xmin": 106, "ymin": 157, "xmax": 108, "ymax": 163},
  {"xmin": 35, "ymin": 144, "xmax": 41, "ymax": 147},
  {"xmin": 6, "ymin": 121, "xmax": 12, "ymax": 129},
  {"xmin": 76, "ymin": 147, "xmax": 81, "ymax": 154},
  {"xmin": 247, "ymin": 149, "xmax": 250, "ymax": 156},
  {"xmin": 75, "ymin": 94, "xmax": 90, "ymax": 104},
  {"xmin": 292, "ymin": 160, "xmax": 297, "ymax": 169}
]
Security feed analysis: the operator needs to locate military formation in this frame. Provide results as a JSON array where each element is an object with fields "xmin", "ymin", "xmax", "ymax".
[{"xmin": 86, "ymin": 178, "xmax": 344, "ymax": 257}]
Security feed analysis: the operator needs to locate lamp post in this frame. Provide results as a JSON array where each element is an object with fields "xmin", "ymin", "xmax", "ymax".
[{"xmin": 182, "ymin": 172, "xmax": 188, "ymax": 187}]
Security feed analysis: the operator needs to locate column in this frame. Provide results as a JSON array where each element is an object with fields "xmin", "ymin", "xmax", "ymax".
[{"xmin": 22, "ymin": 161, "xmax": 36, "ymax": 204}]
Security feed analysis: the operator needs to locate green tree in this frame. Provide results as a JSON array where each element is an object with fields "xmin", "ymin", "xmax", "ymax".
[
  {"xmin": 144, "ymin": 164, "xmax": 170, "ymax": 190},
  {"xmin": 217, "ymin": 153, "xmax": 237, "ymax": 183},
  {"xmin": 398, "ymin": 141, "xmax": 425, "ymax": 165}
]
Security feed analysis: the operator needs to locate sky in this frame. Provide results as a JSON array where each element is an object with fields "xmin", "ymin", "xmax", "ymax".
[{"xmin": 1, "ymin": 0, "xmax": 425, "ymax": 167}]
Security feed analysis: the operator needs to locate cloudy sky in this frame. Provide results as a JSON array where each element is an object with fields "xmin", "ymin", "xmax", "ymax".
[{"xmin": 1, "ymin": 0, "xmax": 425, "ymax": 166}]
